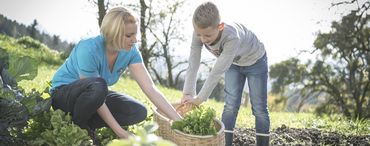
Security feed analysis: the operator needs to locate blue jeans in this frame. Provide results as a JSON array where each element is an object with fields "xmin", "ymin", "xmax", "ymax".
[
  {"xmin": 51, "ymin": 77, "xmax": 147, "ymax": 130},
  {"xmin": 222, "ymin": 54, "xmax": 270, "ymax": 146}
]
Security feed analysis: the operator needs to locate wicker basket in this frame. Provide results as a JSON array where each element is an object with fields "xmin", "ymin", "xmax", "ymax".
[
  {"xmin": 153, "ymin": 103, "xmax": 225, "ymax": 146},
  {"xmin": 153, "ymin": 107, "xmax": 172, "ymax": 140},
  {"xmin": 153, "ymin": 102, "xmax": 193, "ymax": 140}
]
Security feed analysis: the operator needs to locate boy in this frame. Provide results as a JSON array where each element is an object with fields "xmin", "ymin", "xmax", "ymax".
[{"xmin": 181, "ymin": 2, "xmax": 270, "ymax": 146}]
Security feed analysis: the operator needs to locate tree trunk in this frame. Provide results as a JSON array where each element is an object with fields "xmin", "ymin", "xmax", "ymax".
[
  {"xmin": 164, "ymin": 45, "xmax": 174, "ymax": 86},
  {"xmin": 140, "ymin": 0, "xmax": 150, "ymax": 69},
  {"xmin": 97, "ymin": 0, "xmax": 106, "ymax": 27}
]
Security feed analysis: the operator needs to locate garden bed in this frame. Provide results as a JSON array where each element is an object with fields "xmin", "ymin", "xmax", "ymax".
[{"xmin": 233, "ymin": 124, "xmax": 370, "ymax": 145}]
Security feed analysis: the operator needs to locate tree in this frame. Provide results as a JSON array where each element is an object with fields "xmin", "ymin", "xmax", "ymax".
[
  {"xmin": 28, "ymin": 19, "xmax": 38, "ymax": 38},
  {"xmin": 269, "ymin": 58, "xmax": 309, "ymax": 111},
  {"xmin": 52, "ymin": 35, "xmax": 60, "ymax": 47},
  {"xmin": 147, "ymin": 0, "xmax": 188, "ymax": 87},
  {"xmin": 138, "ymin": 0, "xmax": 158, "ymax": 69},
  {"xmin": 270, "ymin": 0, "xmax": 370, "ymax": 119},
  {"xmin": 88, "ymin": 0, "xmax": 111, "ymax": 27},
  {"xmin": 11, "ymin": 25, "xmax": 17, "ymax": 37},
  {"xmin": 97, "ymin": 0, "xmax": 108, "ymax": 27}
]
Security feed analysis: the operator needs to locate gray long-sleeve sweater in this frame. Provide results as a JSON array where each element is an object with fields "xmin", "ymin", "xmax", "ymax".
[{"xmin": 183, "ymin": 22, "xmax": 266, "ymax": 101}]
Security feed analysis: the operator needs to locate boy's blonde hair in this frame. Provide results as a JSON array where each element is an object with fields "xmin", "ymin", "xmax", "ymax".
[
  {"xmin": 100, "ymin": 7, "xmax": 137, "ymax": 51},
  {"xmin": 192, "ymin": 2, "xmax": 220, "ymax": 29}
]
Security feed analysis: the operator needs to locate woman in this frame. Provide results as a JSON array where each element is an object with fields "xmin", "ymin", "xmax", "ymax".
[{"xmin": 50, "ymin": 7, "xmax": 182, "ymax": 141}]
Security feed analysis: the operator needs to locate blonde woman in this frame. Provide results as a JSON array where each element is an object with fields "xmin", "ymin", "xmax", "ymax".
[{"xmin": 50, "ymin": 7, "xmax": 182, "ymax": 143}]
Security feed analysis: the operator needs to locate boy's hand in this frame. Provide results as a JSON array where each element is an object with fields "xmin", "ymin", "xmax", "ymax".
[
  {"xmin": 181, "ymin": 94, "xmax": 193, "ymax": 104},
  {"xmin": 181, "ymin": 94, "xmax": 203, "ymax": 105},
  {"xmin": 190, "ymin": 97, "xmax": 203, "ymax": 105}
]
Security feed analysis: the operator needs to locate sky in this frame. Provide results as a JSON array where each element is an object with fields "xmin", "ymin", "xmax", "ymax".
[{"xmin": 0, "ymin": 0, "xmax": 359, "ymax": 65}]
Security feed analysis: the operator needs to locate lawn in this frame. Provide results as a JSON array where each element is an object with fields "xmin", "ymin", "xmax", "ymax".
[{"xmin": 18, "ymin": 64, "xmax": 370, "ymax": 136}]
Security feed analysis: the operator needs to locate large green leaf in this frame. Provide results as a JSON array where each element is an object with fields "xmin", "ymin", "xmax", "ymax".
[
  {"xmin": 1, "ymin": 69, "xmax": 17, "ymax": 87},
  {"xmin": 0, "ymin": 47, "xmax": 9, "ymax": 69},
  {"xmin": 8, "ymin": 56, "xmax": 38, "ymax": 82}
]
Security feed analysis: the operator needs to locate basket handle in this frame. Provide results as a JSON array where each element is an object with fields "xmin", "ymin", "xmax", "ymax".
[{"xmin": 175, "ymin": 102, "xmax": 186, "ymax": 111}]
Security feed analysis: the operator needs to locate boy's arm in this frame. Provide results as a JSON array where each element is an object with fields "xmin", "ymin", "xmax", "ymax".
[
  {"xmin": 197, "ymin": 38, "xmax": 240, "ymax": 101},
  {"xmin": 183, "ymin": 32, "xmax": 203, "ymax": 96}
]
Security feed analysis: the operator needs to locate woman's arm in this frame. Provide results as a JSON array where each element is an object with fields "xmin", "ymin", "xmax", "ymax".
[
  {"xmin": 128, "ymin": 63, "xmax": 182, "ymax": 121},
  {"xmin": 97, "ymin": 103, "xmax": 130, "ymax": 138}
]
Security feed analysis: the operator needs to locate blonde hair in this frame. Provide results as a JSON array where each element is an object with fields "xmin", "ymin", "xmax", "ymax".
[
  {"xmin": 100, "ymin": 7, "xmax": 137, "ymax": 51},
  {"xmin": 193, "ymin": 2, "xmax": 220, "ymax": 29}
]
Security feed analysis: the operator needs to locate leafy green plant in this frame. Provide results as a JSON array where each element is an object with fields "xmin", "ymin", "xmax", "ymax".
[
  {"xmin": 171, "ymin": 106, "xmax": 217, "ymax": 135},
  {"xmin": 0, "ymin": 47, "xmax": 9, "ymax": 70},
  {"xmin": 96, "ymin": 127, "xmax": 118, "ymax": 145},
  {"xmin": 8, "ymin": 56, "xmax": 38, "ymax": 82},
  {"xmin": 23, "ymin": 111, "xmax": 52, "ymax": 141},
  {"xmin": 107, "ymin": 122, "xmax": 176, "ymax": 146},
  {"xmin": 0, "ymin": 47, "xmax": 49, "ymax": 145},
  {"xmin": 31, "ymin": 109, "xmax": 92, "ymax": 146},
  {"xmin": 96, "ymin": 115, "xmax": 153, "ymax": 145}
]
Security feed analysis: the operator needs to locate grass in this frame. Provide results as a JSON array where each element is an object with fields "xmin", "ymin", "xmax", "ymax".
[
  {"xmin": 18, "ymin": 65, "xmax": 58, "ymax": 93},
  {"xmin": 17, "ymin": 65, "xmax": 370, "ymax": 136}
]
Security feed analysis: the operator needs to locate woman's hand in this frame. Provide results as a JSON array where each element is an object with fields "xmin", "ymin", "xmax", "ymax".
[{"xmin": 117, "ymin": 130, "xmax": 132, "ymax": 139}]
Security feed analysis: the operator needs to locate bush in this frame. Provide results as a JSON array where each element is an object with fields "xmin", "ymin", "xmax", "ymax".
[{"xmin": 16, "ymin": 36, "xmax": 44, "ymax": 49}]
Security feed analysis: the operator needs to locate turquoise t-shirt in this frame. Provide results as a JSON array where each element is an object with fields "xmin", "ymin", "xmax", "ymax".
[{"xmin": 50, "ymin": 35, "xmax": 142, "ymax": 92}]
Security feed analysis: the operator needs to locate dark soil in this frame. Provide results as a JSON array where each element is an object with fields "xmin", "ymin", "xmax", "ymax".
[{"xmin": 233, "ymin": 125, "xmax": 370, "ymax": 146}]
